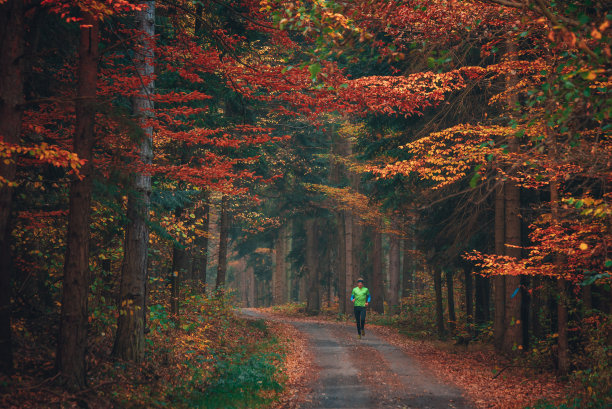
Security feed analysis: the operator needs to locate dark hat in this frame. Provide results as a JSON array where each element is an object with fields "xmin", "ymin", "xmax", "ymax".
[{"xmin": 357, "ymin": 278, "xmax": 364, "ymax": 283}]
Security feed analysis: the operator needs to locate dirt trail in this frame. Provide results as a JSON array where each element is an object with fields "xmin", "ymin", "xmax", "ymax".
[{"xmin": 241, "ymin": 309, "xmax": 473, "ymax": 409}]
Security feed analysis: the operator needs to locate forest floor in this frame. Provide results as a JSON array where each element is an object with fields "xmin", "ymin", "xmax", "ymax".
[
  {"xmin": 255, "ymin": 307, "xmax": 569, "ymax": 409},
  {"xmin": 0, "ymin": 294, "xmax": 291, "ymax": 409}
]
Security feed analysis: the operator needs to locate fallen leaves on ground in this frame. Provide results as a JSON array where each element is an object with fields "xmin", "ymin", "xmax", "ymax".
[
  {"xmin": 265, "ymin": 319, "xmax": 317, "ymax": 408},
  {"xmin": 370, "ymin": 325, "xmax": 567, "ymax": 409},
  {"xmin": 260, "ymin": 306, "xmax": 568, "ymax": 409}
]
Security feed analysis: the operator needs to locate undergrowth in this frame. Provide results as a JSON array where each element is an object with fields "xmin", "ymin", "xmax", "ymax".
[{"xmin": 2, "ymin": 288, "xmax": 287, "ymax": 408}]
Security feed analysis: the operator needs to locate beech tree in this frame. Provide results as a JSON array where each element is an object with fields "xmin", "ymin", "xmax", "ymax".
[{"xmin": 113, "ymin": 0, "xmax": 155, "ymax": 362}]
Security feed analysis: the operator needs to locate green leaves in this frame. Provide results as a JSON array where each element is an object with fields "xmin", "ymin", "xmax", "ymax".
[
  {"xmin": 469, "ymin": 165, "xmax": 483, "ymax": 188},
  {"xmin": 308, "ymin": 62, "xmax": 321, "ymax": 80}
]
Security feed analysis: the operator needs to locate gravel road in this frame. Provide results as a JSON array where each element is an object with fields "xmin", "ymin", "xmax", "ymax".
[{"xmin": 241, "ymin": 309, "xmax": 474, "ymax": 409}]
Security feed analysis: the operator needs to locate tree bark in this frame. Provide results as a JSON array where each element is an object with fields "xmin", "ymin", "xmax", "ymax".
[
  {"xmin": 0, "ymin": 0, "xmax": 24, "ymax": 375},
  {"xmin": 305, "ymin": 218, "xmax": 319, "ymax": 314},
  {"xmin": 493, "ymin": 183, "xmax": 506, "ymax": 351},
  {"xmin": 502, "ymin": 177, "xmax": 523, "ymax": 354},
  {"xmin": 273, "ymin": 224, "xmax": 287, "ymax": 304},
  {"xmin": 582, "ymin": 284, "xmax": 592, "ymax": 311},
  {"xmin": 338, "ymin": 211, "xmax": 347, "ymax": 313},
  {"xmin": 401, "ymin": 236, "xmax": 414, "ymax": 301},
  {"xmin": 464, "ymin": 266, "xmax": 474, "ymax": 326},
  {"xmin": 370, "ymin": 221, "xmax": 385, "ymax": 313},
  {"xmin": 113, "ymin": 1, "xmax": 154, "ymax": 362},
  {"xmin": 193, "ymin": 194, "xmax": 209, "ymax": 289},
  {"xmin": 530, "ymin": 276, "xmax": 543, "ymax": 339},
  {"xmin": 475, "ymin": 275, "xmax": 490, "ymax": 325},
  {"xmin": 388, "ymin": 219, "xmax": 400, "ymax": 314},
  {"xmin": 345, "ymin": 211, "xmax": 354, "ymax": 303},
  {"xmin": 433, "ymin": 267, "xmax": 445, "ymax": 339},
  {"xmin": 446, "ymin": 270, "xmax": 456, "ymax": 335},
  {"xmin": 215, "ymin": 195, "xmax": 229, "ymax": 290},
  {"xmin": 550, "ymin": 179, "xmax": 569, "ymax": 374},
  {"xmin": 57, "ymin": 15, "xmax": 99, "ymax": 390}
]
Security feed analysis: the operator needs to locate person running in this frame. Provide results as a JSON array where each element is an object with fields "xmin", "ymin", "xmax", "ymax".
[{"xmin": 350, "ymin": 278, "xmax": 370, "ymax": 339}]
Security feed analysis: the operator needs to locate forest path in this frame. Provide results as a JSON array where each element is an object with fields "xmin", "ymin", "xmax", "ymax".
[{"xmin": 241, "ymin": 309, "xmax": 474, "ymax": 409}]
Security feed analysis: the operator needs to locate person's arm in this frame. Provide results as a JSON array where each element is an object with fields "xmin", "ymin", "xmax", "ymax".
[
  {"xmin": 350, "ymin": 288, "xmax": 355, "ymax": 303},
  {"xmin": 366, "ymin": 290, "xmax": 371, "ymax": 306}
]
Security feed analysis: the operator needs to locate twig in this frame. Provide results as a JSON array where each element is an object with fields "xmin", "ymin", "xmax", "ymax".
[
  {"xmin": 492, "ymin": 364, "xmax": 540, "ymax": 379},
  {"xmin": 18, "ymin": 373, "xmax": 60, "ymax": 391}
]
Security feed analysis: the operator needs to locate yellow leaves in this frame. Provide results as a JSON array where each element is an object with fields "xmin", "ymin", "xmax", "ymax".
[
  {"xmin": 304, "ymin": 183, "xmax": 382, "ymax": 225},
  {"xmin": 579, "ymin": 243, "xmax": 589, "ymax": 251},
  {"xmin": 586, "ymin": 71, "xmax": 597, "ymax": 80}
]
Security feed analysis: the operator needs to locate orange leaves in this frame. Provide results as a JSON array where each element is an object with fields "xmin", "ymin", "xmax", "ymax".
[
  {"xmin": 371, "ymin": 124, "xmax": 513, "ymax": 188},
  {"xmin": 466, "ymin": 192, "xmax": 611, "ymax": 284},
  {"xmin": 337, "ymin": 67, "xmax": 487, "ymax": 117},
  {"xmin": 0, "ymin": 141, "xmax": 85, "ymax": 186},
  {"xmin": 304, "ymin": 183, "xmax": 382, "ymax": 226}
]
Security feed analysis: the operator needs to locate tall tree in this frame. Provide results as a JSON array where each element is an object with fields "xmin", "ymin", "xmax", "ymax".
[
  {"xmin": 550, "ymin": 178, "xmax": 569, "ymax": 374},
  {"xmin": 337, "ymin": 211, "xmax": 347, "ymax": 313},
  {"xmin": 388, "ymin": 219, "xmax": 401, "ymax": 314},
  {"xmin": 57, "ymin": 13, "xmax": 99, "ymax": 390},
  {"xmin": 305, "ymin": 218, "xmax": 320, "ymax": 314},
  {"xmin": 401, "ymin": 234, "xmax": 415, "ymax": 301},
  {"xmin": 0, "ymin": 0, "xmax": 25, "ymax": 374},
  {"xmin": 493, "ymin": 184, "xmax": 506, "ymax": 351},
  {"xmin": 446, "ymin": 270, "xmax": 456, "ymax": 335},
  {"xmin": 464, "ymin": 265, "xmax": 474, "ymax": 327},
  {"xmin": 193, "ymin": 194, "xmax": 210, "ymax": 288},
  {"xmin": 272, "ymin": 224, "xmax": 287, "ymax": 304},
  {"xmin": 215, "ymin": 195, "xmax": 229, "ymax": 290},
  {"xmin": 370, "ymin": 221, "xmax": 384, "ymax": 313},
  {"xmin": 433, "ymin": 266, "xmax": 445, "ymax": 339},
  {"xmin": 113, "ymin": 0, "xmax": 155, "ymax": 362},
  {"xmin": 502, "ymin": 176, "xmax": 523, "ymax": 354}
]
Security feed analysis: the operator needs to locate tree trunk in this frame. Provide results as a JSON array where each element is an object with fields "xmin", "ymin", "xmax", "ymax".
[
  {"xmin": 550, "ymin": 179, "xmax": 569, "ymax": 374},
  {"xmin": 582, "ymin": 284, "xmax": 592, "ymax": 311},
  {"xmin": 501, "ymin": 40, "xmax": 523, "ymax": 355},
  {"xmin": 401, "ymin": 236, "xmax": 414, "ymax": 302},
  {"xmin": 337, "ymin": 211, "xmax": 347, "ymax": 313},
  {"xmin": 474, "ymin": 275, "xmax": 489, "ymax": 325},
  {"xmin": 531, "ymin": 276, "xmax": 543, "ymax": 339},
  {"xmin": 193, "ymin": 194, "xmax": 209, "ymax": 289},
  {"xmin": 493, "ymin": 183, "xmax": 506, "ymax": 351},
  {"xmin": 57, "ymin": 15, "xmax": 99, "ymax": 390},
  {"xmin": 502, "ymin": 177, "xmax": 523, "ymax": 354},
  {"xmin": 433, "ymin": 267, "xmax": 445, "ymax": 339},
  {"xmin": 352, "ymin": 216, "xmax": 362, "ymax": 287},
  {"xmin": 170, "ymin": 225, "xmax": 190, "ymax": 322},
  {"xmin": 273, "ymin": 224, "xmax": 287, "ymax": 305},
  {"xmin": 446, "ymin": 271, "xmax": 456, "ymax": 335},
  {"xmin": 305, "ymin": 219, "xmax": 320, "ymax": 314},
  {"xmin": 388, "ymin": 219, "xmax": 400, "ymax": 314},
  {"xmin": 345, "ymin": 211, "xmax": 355, "ymax": 302},
  {"xmin": 113, "ymin": 1, "xmax": 154, "ymax": 362},
  {"xmin": 370, "ymin": 222, "xmax": 385, "ymax": 313},
  {"xmin": 0, "ymin": 0, "xmax": 24, "ymax": 375},
  {"xmin": 215, "ymin": 195, "xmax": 229, "ymax": 290},
  {"xmin": 465, "ymin": 266, "xmax": 474, "ymax": 327}
]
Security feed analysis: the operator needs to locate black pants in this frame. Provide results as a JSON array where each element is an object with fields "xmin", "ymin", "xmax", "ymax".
[{"xmin": 354, "ymin": 306, "xmax": 366, "ymax": 334}]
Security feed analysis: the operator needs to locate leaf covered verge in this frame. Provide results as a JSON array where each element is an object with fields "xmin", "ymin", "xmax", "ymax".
[{"xmin": 0, "ymin": 291, "xmax": 289, "ymax": 408}]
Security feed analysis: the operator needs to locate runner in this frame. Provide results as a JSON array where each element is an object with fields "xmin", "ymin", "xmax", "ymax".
[{"xmin": 350, "ymin": 278, "xmax": 370, "ymax": 339}]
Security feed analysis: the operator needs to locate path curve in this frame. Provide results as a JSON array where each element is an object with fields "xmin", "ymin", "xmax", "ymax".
[{"xmin": 241, "ymin": 309, "xmax": 474, "ymax": 409}]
